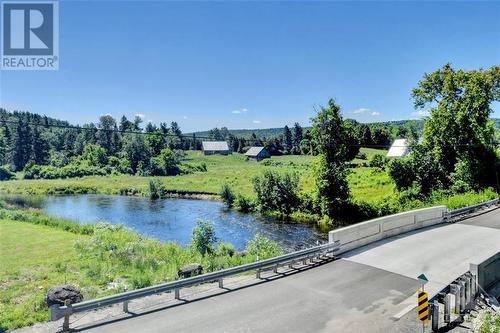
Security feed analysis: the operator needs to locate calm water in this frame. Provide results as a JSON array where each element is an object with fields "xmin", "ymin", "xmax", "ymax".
[{"xmin": 27, "ymin": 195, "xmax": 325, "ymax": 251}]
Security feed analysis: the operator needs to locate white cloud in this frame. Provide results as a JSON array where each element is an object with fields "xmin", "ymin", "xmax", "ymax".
[
  {"xmin": 135, "ymin": 113, "xmax": 145, "ymax": 119},
  {"xmin": 371, "ymin": 111, "xmax": 380, "ymax": 116},
  {"xmin": 183, "ymin": 116, "xmax": 188, "ymax": 120},
  {"xmin": 411, "ymin": 110, "xmax": 430, "ymax": 118},
  {"xmin": 252, "ymin": 120, "xmax": 261, "ymax": 124},
  {"xmin": 352, "ymin": 108, "xmax": 371, "ymax": 114},
  {"xmin": 232, "ymin": 108, "xmax": 249, "ymax": 114}
]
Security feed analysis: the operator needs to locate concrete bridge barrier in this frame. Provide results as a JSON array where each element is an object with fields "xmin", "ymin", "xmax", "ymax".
[
  {"xmin": 329, "ymin": 206, "xmax": 447, "ymax": 254},
  {"xmin": 470, "ymin": 250, "xmax": 500, "ymax": 298}
]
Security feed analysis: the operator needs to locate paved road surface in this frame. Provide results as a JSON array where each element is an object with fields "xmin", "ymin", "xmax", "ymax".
[{"xmin": 35, "ymin": 208, "xmax": 500, "ymax": 333}]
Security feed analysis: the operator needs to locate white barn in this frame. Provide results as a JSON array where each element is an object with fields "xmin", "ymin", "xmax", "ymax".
[{"xmin": 386, "ymin": 139, "xmax": 409, "ymax": 157}]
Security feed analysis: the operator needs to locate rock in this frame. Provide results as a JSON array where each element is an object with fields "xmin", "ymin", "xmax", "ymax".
[
  {"xmin": 178, "ymin": 263, "xmax": 203, "ymax": 278},
  {"xmin": 45, "ymin": 285, "xmax": 83, "ymax": 307}
]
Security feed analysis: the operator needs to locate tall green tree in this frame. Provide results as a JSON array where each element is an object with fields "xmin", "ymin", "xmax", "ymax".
[
  {"xmin": 292, "ymin": 123, "xmax": 303, "ymax": 154},
  {"xmin": 411, "ymin": 64, "xmax": 500, "ymax": 192},
  {"xmin": 311, "ymin": 99, "xmax": 353, "ymax": 218},
  {"xmin": 283, "ymin": 125, "xmax": 293, "ymax": 154}
]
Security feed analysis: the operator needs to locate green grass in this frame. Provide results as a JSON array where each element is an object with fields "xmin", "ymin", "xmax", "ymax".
[
  {"xmin": 0, "ymin": 219, "xmax": 85, "ymax": 330},
  {"xmin": 0, "ymin": 205, "xmax": 281, "ymax": 331},
  {"xmin": 0, "ymin": 150, "xmax": 376, "ymax": 199}
]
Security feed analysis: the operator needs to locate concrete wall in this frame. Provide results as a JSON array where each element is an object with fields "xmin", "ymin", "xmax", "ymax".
[
  {"xmin": 470, "ymin": 251, "xmax": 500, "ymax": 297},
  {"xmin": 329, "ymin": 206, "xmax": 447, "ymax": 254}
]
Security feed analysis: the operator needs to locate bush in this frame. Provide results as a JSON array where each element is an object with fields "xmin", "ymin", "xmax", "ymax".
[
  {"xmin": 235, "ymin": 195, "xmax": 254, "ymax": 213},
  {"xmin": 388, "ymin": 157, "xmax": 415, "ymax": 191},
  {"xmin": 245, "ymin": 233, "xmax": 284, "ymax": 259},
  {"xmin": 150, "ymin": 148, "xmax": 180, "ymax": 176},
  {"xmin": 148, "ymin": 178, "xmax": 164, "ymax": 199},
  {"xmin": 369, "ymin": 154, "xmax": 388, "ymax": 168},
  {"xmin": 219, "ymin": 184, "xmax": 235, "ymax": 207},
  {"xmin": 191, "ymin": 220, "xmax": 217, "ymax": 256},
  {"xmin": 24, "ymin": 163, "xmax": 110, "ymax": 179},
  {"xmin": 216, "ymin": 241, "xmax": 235, "ymax": 257},
  {"xmin": 355, "ymin": 152, "xmax": 367, "ymax": 160},
  {"xmin": 0, "ymin": 166, "xmax": 15, "ymax": 181},
  {"xmin": 252, "ymin": 171, "xmax": 300, "ymax": 216},
  {"xmin": 179, "ymin": 162, "xmax": 207, "ymax": 174}
]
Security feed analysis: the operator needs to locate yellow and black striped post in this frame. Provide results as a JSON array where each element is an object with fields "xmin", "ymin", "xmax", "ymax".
[{"xmin": 418, "ymin": 290, "xmax": 429, "ymax": 323}]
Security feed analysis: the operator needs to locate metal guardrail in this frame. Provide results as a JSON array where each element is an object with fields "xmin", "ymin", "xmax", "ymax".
[
  {"xmin": 50, "ymin": 241, "xmax": 340, "ymax": 328},
  {"xmin": 446, "ymin": 198, "xmax": 499, "ymax": 219}
]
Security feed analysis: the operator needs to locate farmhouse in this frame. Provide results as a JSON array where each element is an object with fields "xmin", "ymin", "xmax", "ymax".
[
  {"xmin": 386, "ymin": 138, "xmax": 409, "ymax": 157},
  {"xmin": 245, "ymin": 147, "xmax": 270, "ymax": 162},
  {"xmin": 202, "ymin": 141, "xmax": 231, "ymax": 155}
]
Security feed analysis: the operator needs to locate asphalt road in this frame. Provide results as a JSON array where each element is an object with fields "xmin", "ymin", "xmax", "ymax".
[
  {"xmin": 77, "ymin": 259, "xmax": 422, "ymax": 333},
  {"xmin": 32, "ymin": 208, "xmax": 500, "ymax": 333}
]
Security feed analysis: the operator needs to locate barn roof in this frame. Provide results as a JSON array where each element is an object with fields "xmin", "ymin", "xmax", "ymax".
[
  {"xmin": 202, "ymin": 141, "xmax": 229, "ymax": 151},
  {"xmin": 245, "ymin": 146, "xmax": 266, "ymax": 157},
  {"xmin": 386, "ymin": 139, "xmax": 408, "ymax": 157}
]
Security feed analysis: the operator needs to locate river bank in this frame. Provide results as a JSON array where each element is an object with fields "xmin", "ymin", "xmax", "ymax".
[{"xmin": 0, "ymin": 202, "xmax": 284, "ymax": 331}]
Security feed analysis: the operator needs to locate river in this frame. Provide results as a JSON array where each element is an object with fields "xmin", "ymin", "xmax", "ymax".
[{"xmin": 15, "ymin": 194, "xmax": 326, "ymax": 252}]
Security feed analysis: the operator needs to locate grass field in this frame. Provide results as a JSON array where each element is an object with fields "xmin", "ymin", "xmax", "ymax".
[
  {"xmin": 0, "ymin": 219, "xmax": 86, "ymax": 329},
  {"xmin": 0, "ymin": 149, "xmax": 390, "ymax": 204}
]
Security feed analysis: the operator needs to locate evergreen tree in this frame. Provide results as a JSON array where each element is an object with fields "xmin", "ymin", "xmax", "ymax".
[
  {"xmin": 292, "ymin": 123, "xmax": 303, "ymax": 154},
  {"xmin": 283, "ymin": 125, "xmax": 293, "ymax": 154}
]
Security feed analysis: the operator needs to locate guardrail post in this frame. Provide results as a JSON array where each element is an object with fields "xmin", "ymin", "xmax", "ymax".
[
  {"xmin": 273, "ymin": 265, "xmax": 278, "ymax": 273},
  {"xmin": 122, "ymin": 287, "xmax": 129, "ymax": 313},
  {"xmin": 459, "ymin": 280, "xmax": 466, "ymax": 312},
  {"xmin": 470, "ymin": 273, "xmax": 477, "ymax": 298},
  {"xmin": 451, "ymin": 283, "xmax": 460, "ymax": 313},
  {"xmin": 62, "ymin": 299, "xmax": 71, "ymax": 331},
  {"xmin": 256, "ymin": 269, "xmax": 261, "ymax": 279},
  {"xmin": 465, "ymin": 275, "xmax": 472, "ymax": 309},
  {"xmin": 431, "ymin": 300, "xmax": 439, "ymax": 332},
  {"xmin": 175, "ymin": 288, "xmax": 180, "ymax": 300},
  {"xmin": 218, "ymin": 278, "xmax": 223, "ymax": 289},
  {"xmin": 444, "ymin": 293, "xmax": 451, "ymax": 323},
  {"xmin": 302, "ymin": 257, "xmax": 307, "ymax": 265},
  {"xmin": 288, "ymin": 261, "xmax": 293, "ymax": 269}
]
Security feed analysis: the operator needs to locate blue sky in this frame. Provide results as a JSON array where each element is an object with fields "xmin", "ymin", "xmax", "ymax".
[{"xmin": 1, "ymin": 1, "xmax": 499, "ymax": 132}]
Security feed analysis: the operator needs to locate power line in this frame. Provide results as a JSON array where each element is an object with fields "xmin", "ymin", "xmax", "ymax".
[{"xmin": 0, "ymin": 118, "xmax": 499, "ymax": 148}]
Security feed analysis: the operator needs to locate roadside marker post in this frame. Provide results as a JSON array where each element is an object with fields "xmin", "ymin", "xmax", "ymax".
[
  {"xmin": 418, "ymin": 290, "xmax": 430, "ymax": 323},
  {"xmin": 417, "ymin": 274, "xmax": 429, "ymax": 332}
]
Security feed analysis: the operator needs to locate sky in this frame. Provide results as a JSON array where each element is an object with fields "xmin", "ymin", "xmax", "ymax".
[{"xmin": 1, "ymin": 1, "xmax": 499, "ymax": 132}]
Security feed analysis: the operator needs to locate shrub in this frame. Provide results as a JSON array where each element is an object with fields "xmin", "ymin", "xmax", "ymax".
[
  {"xmin": 235, "ymin": 195, "xmax": 253, "ymax": 213},
  {"xmin": 369, "ymin": 154, "xmax": 388, "ymax": 168},
  {"xmin": 355, "ymin": 152, "xmax": 367, "ymax": 160},
  {"xmin": 252, "ymin": 171, "xmax": 300, "ymax": 216},
  {"xmin": 23, "ymin": 163, "xmax": 110, "ymax": 179},
  {"xmin": 219, "ymin": 184, "xmax": 235, "ymax": 207},
  {"xmin": 148, "ymin": 178, "xmax": 164, "ymax": 199},
  {"xmin": 216, "ymin": 241, "xmax": 235, "ymax": 257},
  {"xmin": 191, "ymin": 220, "xmax": 217, "ymax": 256},
  {"xmin": 245, "ymin": 233, "xmax": 284, "ymax": 259},
  {"xmin": 150, "ymin": 148, "xmax": 180, "ymax": 176},
  {"xmin": 0, "ymin": 166, "xmax": 15, "ymax": 181},
  {"xmin": 388, "ymin": 157, "xmax": 415, "ymax": 191}
]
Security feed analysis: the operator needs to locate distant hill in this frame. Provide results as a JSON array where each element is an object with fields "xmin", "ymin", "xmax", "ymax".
[
  {"xmin": 192, "ymin": 118, "xmax": 500, "ymax": 140},
  {"xmin": 192, "ymin": 127, "xmax": 291, "ymax": 139}
]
